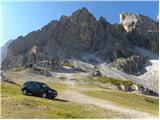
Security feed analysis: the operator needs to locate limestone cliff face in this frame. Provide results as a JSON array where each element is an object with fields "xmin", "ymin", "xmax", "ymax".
[{"xmin": 120, "ymin": 12, "xmax": 159, "ymax": 52}]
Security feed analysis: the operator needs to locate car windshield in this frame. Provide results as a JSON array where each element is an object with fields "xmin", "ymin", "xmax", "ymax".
[{"xmin": 42, "ymin": 84, "xmax": 49, "ymax": 88}]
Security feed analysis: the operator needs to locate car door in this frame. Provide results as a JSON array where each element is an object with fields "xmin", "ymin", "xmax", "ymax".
[
  {"xmin": 26, "ymin": 82, "xmax": 35, "ymax": 93},
  {"xmin": 31, "ymin": 83, "xmax": 43, "ymax": 96}
]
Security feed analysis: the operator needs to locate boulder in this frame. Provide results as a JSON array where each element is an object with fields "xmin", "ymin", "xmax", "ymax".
[
  {"xmin": 130, "ymin": 84, "xmax": 139, "ymax": 91},
  {"xmin": 118, "ymin": 84, "xmax": 126, "ymax": 91}
]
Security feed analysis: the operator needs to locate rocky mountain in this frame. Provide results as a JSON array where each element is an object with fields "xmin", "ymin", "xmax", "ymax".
[{"xmin": 1, "ymin": 8, "xmax": 159, "ymax": 94}]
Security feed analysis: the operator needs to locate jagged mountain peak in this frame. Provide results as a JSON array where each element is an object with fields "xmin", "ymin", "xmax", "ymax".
[
  {"xmin": 98, "ymin": 16, "xmax": 106, "ymax": 23},
  {"xmin": 72, "ymin": 7, "xmax": 89, "ymax": 15},
  {"xmin": 98, "ymin": 16, "xmax": 111, "ymax": 26},
  {"xmin": 71, "ymin": 7, "xmax": 96, "ymax": 20},
  {"xmin": 59, "ymin": 15, "xmax": 69, "ymax": 21}
]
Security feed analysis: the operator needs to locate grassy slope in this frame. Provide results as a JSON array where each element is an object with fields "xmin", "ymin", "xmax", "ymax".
[
  {"xmin": 79, "ymin": 76, "xmax": 159, "ymax": 115},
  {"xmin": 82, "ymin": 76, "xmax": 135, "ymax": 86},
  {"xmin": 81, "ymin": 90, "xmax": 159, "ymax": 115},
  {"xmin": 1, "ymin": 82, "xmax": 127, "ymax": 119}
]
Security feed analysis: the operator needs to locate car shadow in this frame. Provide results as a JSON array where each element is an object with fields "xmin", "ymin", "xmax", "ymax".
[
  {"xmin": 53, "ymin": 98, "xmax": 69, "ymax": 102},
  {"xmin": 24, "ymin": 95, "xmax": 69, "ymax": 102}
]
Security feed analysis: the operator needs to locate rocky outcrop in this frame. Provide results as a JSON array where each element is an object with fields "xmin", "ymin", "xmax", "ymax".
[
  {"xmin": 120, "ymin": 12, "xmax": 159, "ymax": 52},
  {"xmin": 118, "ymin": 83, "xmax": 158, "ymax": 96},
  {"xmin": 109, "ymin": 54, "xmax": 144, "ymax": 75}
]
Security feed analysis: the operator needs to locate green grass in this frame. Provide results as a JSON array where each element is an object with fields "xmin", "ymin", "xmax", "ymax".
[
  {"xmin": 81, "ymin": 89, "xmax": 159, "ymax": 115},
  {"xmin": 83, "ymin": 76, "xmax": 137, "ymax": 87},
  {"xmin": 1, "ymin": 82, "xmax": 129, "ymax": 119}
]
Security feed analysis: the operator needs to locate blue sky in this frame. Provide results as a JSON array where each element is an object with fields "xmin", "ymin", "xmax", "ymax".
[{"xmin": 1, "ymin": 1, "xmax": 159, "ymax": 46}]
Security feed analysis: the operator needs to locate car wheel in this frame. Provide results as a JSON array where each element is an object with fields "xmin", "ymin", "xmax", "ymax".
[
  {"xmin": 22, "ymin": 89, "xmax": 28, "ymax": 95},
  {"xmin": 42, "ymin": 93, "xmax": 47, "ymax": 98},
  {"xmin": 49, "ymin": 96, "xmax": 54, "ymax": 99}
]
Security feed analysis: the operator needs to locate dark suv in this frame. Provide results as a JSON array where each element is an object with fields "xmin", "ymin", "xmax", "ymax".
[{"xmin": 21, "ymin": 81, "xmax": 57, "ymax": 99}]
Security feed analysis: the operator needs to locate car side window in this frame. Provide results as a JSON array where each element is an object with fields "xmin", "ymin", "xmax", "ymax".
[
  {"xmin": 28, "ymin": 82, "xmax": 34, "ymax": 88},
  {"xmin": 24, "ymin": 82, "xmax": 31, "ymax": 86},
  {"xmin": 33, "ymin": 83, "xmax": 41, "ymax": 89}
]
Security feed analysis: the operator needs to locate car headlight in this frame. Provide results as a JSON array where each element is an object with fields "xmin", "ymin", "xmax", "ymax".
[{"xmin": 48, "ymin": 90, "xmax": 53, "ymax": 93}]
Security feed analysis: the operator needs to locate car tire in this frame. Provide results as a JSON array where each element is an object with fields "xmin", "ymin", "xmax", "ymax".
[
  {"xmin": 49, "ymin": 96, "xmax": 54, "ymax": 99},
  {"xmin": 22, "ymin": 89, "xmax": 28, "ymax": 95},
  {"xmin": 42, "ymin": 93, "xmax": 47, "ymax": 98}
]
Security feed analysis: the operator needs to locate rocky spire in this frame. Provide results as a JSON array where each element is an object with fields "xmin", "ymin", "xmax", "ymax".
[{"xmin": 120, "ymin": 12, "xmax": 159, "ymax": 52}]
